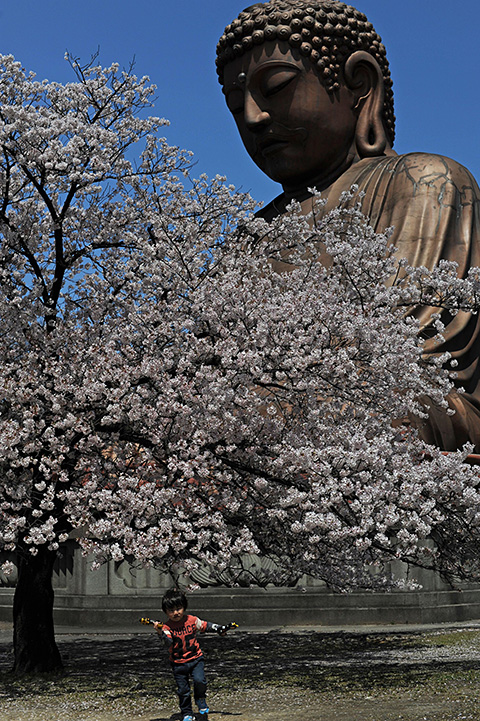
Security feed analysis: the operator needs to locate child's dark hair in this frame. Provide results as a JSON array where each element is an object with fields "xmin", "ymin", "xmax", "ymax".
[{"xmin": 162, "ymin": 588, "xmax": 188, "ymax": 613}]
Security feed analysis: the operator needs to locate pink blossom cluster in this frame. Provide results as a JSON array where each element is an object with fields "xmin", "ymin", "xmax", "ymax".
[{"xmin": 1, "ymin": 55, "xmax": 480, "ymax": 590}]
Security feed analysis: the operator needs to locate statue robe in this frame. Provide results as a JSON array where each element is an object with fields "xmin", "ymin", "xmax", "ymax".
[{"xmin": 260, "ymin": 152, "xmax": 480, "ymax": 452}]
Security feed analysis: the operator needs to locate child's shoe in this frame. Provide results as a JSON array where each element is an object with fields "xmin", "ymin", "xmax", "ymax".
[
  {"xmin": 182, "ymin": 716, "xmax": 194, "ymax": 721},
  {"xmin": 197, "ymin": 699, "xmax": 210, "ymax": 714}
]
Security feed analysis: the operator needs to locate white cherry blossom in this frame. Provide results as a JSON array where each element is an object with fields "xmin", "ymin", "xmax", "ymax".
[{"xmin": 1, "ymin": 54, "xmax": 480, "ymax": 615}]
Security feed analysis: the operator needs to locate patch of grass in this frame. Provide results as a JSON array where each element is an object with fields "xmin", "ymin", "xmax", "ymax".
[{"xmin": 421, "ymin": 629, "xmax": 480, "ymax": 647}]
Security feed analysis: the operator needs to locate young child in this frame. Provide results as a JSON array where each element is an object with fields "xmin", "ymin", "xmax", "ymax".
[{"xmin": 154, "ymin": 588, "xmax": 233, "ymax": 721}]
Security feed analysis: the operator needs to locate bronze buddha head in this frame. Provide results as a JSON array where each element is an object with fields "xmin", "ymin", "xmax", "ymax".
[{"xmin": 216, "ymin": 1, "xmax": 396, "ymax": 192}]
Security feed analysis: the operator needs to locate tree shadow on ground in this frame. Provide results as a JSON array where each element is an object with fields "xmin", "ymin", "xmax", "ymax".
[{"xmin": 1, "ymin": 629, "xmax": 479, "ymax": 698}]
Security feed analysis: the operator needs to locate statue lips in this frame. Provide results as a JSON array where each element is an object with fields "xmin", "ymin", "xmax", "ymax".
[
  {"xmin": 257, "ymin": 134, "xmax": 290, "ymax": 157},
  {"xmin": 255, "ymin": 127, "xmax": 308, "ymax": 159}
]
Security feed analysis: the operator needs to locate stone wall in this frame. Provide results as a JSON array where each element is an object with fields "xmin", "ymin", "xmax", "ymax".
[{"xmin": 2, "ymin": 542, "xmax": 480, "ymax": 627}]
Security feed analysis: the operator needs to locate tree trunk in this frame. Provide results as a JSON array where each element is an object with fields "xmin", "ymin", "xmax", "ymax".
[{"xmin": 12, "ymin": 545, "xmax": 63, "ymax": 674}]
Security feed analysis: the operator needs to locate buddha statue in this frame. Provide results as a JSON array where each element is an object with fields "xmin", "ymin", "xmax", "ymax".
[{"xmin": 216, "ymin": 0, "xmax": 480, "ymax": 453}]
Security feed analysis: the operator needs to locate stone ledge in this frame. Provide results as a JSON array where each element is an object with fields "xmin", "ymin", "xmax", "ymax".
[{"xmin": 2, "ymin": 587, "xmax": 480, "ymax": 627}]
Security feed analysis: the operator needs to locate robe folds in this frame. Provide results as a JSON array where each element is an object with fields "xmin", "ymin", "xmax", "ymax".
[{"xmin": 261, "ymin": 152, "xmax": 480, "ymax": 452}]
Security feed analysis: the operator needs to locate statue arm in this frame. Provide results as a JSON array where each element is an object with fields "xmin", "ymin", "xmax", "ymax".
[
  {"xmin": 340, "ymin": 152, "xmax": 480, "ymax": 452},
  {"xmin": 376, "ymin": 153, "xmax": 480, "ymax": 451}
]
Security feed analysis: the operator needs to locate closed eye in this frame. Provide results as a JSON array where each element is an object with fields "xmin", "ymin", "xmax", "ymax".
[{"xmin": 262, "ymin": 68, "xmax": 299, "ymax": 98}]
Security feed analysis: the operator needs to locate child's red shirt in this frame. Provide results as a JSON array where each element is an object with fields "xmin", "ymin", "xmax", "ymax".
[{"xmin": 161, "ymin": 614, "xmax": 208, "ymax": 664}]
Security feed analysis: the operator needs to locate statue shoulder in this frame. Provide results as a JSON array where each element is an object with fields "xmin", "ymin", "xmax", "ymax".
[
  {"xmin": 256, "ymin": 152, "xmax": 480, "ymax": 222},
  {"xmin": 391, "ymin": 151, "xmax": 478, "ymax": 189}
]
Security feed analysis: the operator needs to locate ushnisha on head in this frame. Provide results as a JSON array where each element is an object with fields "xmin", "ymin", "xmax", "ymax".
[{"xmin": 216, "ymin": 1, "xmax": 396, "ymax": 192}]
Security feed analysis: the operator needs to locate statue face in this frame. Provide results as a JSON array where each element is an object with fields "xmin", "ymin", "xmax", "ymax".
[{"xmin": 223, "ymin": 42, "xmax": 359, "ymax": 192}]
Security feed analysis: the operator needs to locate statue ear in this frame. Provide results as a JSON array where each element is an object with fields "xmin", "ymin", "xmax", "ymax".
[{"xmin": 344, "ymin": 50, "xmax": 387, "ymax": 158}]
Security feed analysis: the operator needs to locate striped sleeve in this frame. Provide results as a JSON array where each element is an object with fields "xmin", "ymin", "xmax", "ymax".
[
  {"xmin": 194, "ymin": 616, "xmax": 208, "ymax": 633},
  {"xmin": 161, "ymin": 625, "xmax": 173, "ymax": 646}
]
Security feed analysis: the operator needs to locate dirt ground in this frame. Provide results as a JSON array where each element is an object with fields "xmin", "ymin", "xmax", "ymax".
[{"xmin": 1, "ymin": 625, "xmax": 480, "ymax": 720}]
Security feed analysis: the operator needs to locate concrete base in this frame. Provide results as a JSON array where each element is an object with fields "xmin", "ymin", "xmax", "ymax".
[{"xmin": 2, "ymin": 586, "xmax": 480, "ymax": 628}]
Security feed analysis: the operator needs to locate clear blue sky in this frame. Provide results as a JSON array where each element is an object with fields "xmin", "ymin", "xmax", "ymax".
[{"xmin": 1, "ymin": 1, "xmax": 479, "ymax": 204}]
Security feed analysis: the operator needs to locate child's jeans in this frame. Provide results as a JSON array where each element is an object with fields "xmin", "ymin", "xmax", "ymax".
[{"xmin": 171, "ymin": 657, "xmax": 207, "ymax": 716}]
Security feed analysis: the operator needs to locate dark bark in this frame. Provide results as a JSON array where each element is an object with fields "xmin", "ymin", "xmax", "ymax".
[{"xmin": 12, "ymin": 545, "xmax": 62, "ymax": 674}]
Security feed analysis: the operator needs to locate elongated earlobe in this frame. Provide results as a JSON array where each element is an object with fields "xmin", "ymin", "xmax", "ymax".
[{"xmin": 344, "ymin": 51, "xmax": 387, "ymax": 158}]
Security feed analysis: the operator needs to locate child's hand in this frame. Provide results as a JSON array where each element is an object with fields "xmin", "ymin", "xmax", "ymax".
[
  {"xmin": 153, "ymin": 621, "xmax": 163, "ymax": 631},
  {"xmin": 211, "ymin": 622, "xmax": 237, "ymax": 635},
  {"xmin": 214, "ymin": 624, "xmax": 233, "ymax": 635}
]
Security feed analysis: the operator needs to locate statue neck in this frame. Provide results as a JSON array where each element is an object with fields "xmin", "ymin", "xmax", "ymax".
[
  {"xmin": 280, "ymin": 147, "xmax": 357, "ymax": 201},
  {"xmin": 281, "ymin": 145, "xmax": 396, "ymax": 202}
]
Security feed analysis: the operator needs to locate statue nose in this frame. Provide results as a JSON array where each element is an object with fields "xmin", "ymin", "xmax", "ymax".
[{"xmin": 244, "ymin": 92, "xmax": 271, "ymax": 130}]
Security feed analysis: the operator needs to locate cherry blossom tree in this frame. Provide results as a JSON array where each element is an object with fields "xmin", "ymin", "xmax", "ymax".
[
  {"xmin": 2, "ymin": 53, "xmax": 480, "ymax": 674},
  {"xmin": 0, "ymin": 51, "xmax": 202, "ymax": 673}
]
